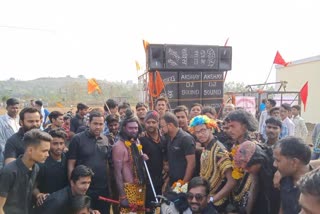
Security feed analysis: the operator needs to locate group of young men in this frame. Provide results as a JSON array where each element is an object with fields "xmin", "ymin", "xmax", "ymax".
[{"xmin": 0, "ymin": 96, "xmax": 319, "ymax": 214}]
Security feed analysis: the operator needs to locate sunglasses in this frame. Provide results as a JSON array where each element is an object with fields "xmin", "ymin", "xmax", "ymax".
[{"xmin": 186, "ymin": 193, "xmax": 207, "ymax": 202}]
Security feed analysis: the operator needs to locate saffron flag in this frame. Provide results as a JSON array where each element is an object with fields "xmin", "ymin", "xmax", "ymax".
[
  {"xmin": 135, "ymin": 60, "xmax": 141, "ymax": 71},
  {"xmin": 143, "ymin": 39, "xmax": 149, "ymax": 52},
  {"xmin": 87, "ymin": 78, "xmax": 102, "ymax": 94},
  {"xmin": 148, "ymin": 71, "xmax": 165, "ymax": 97},
  {"xmin": 56, "ymin": 102, "xmax": 64, "ymax": 108},
  {"xmin": 155, "ymin": 70, "xmax": 165, "ymax": 97},
  {"xmin": 274, "ymin": 51, "xmax": 288, "ymax": 66},
  {"xmin": 300, "ymin": 81, "xmax": 308, "ymax": 112}
]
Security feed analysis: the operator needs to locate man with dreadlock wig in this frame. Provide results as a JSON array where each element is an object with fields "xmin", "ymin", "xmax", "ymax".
[
  {"xmin": 112, "ymin": 110, "xmax": 147, "ymax": 214},
  {"xmin": 223, "ymin": 109, "xmax": 259, "ymax": 214},
  {"xmin": 189, "ymin": 115, "xmax": 236, "ymax": 212}
]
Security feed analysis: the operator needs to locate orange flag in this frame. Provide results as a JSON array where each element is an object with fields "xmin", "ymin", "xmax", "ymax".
[
  {"xmin": 87, "ymin": 78, "xmax": 102, "ymax": 94},
  {"xmin": 56, "ymin": 102, "xmax": 64, "ymax": 108},
  {"xmin": 135, "ymin": 60, "xmax": 141, "ymax": 71},
  {"xmin": 148, "ymin": 71, "xmax": 165, "ymax": 97},
  {"xmin": 300, "ymin": 81, "xmax": 308, "ymax": 111},
  {"xmin": 155, "ymin": 70, "xmax": 165, "ymax": 97},
  {"xmin": 143, "ymin": 39, "xmax": 149, "ymax": 52}
]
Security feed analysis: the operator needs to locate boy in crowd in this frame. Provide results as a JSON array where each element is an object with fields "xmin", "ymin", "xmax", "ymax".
[
  {"xmin": 298, "ymin": 168, "xmax": 320, "ymax": 214},
  {"xmin": 44, "ymin": 111, "xmax": 64, "ymax": 133},
  {"xmin": 36, "ymin": 165, "xmax": 97, "ymax": 214},
  {"xmin": 33, "ymin": 129, "xmax": 69, "ymax": 205},
  {"xmin": 0, "ymin": 129, "xmax": 52, "ymax": 214}
]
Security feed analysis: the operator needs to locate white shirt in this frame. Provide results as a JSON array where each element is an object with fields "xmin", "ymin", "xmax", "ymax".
[
  {"xmin": 293, "ymin": 115, "xmax": 308, "ymax": 140},
  {"xmin": 283, "ymin": 117, "xmax": 295, "ymax": 136},
  {"xmin": 5, "ymin": 114, "xmax": 20, "ymax": 132}
]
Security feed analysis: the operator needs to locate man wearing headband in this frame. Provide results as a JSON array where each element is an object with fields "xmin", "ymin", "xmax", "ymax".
[
  {"xmin": 189, "ymin": 115, "xmax": 236, "ymax": 212},
  {"xmin": 234, "ymin": 141, "xmax": 280, "ymax": 214},
  {"xmin": 139, "ymin": 110, "xmax": 165, "ymax": 213}
]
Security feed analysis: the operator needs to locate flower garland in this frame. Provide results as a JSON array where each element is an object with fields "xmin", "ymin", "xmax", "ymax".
[
  {"xmin": 124, "ymin": 141, "xmax": 143, "ymax": 152},
  {"xmin": 124, "ymin": 141, "xmax": 143, "ymax": 183},
  {"xmin": 171, "ymin": 179, "xmax": 188, "ymax": 193},
  {"xmin": 230, "ymin": 145, "xmax": 244, "ymax": 180}
]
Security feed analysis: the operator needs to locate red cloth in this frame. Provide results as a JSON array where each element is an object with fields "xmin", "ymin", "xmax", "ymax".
[
  {"xmin": 274, "ymin": 51, "xmax": 288, "ymax": 66},
  {"xmin": 224, "ymin": 37, "xmax": 229, "ymax": 46},
  {"xmin": 300, "ymin": 81, "xmax": 308, "ymax": 111}
]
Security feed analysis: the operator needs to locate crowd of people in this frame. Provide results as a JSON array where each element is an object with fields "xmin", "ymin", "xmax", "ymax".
[{"xmin": 0, "ymin": 97, "xmax": 319, "ymax": 214}]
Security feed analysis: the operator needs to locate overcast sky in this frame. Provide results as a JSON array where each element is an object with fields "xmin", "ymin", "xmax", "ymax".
[{"xmin": 0, "ymin": 0, "xmax": 319, "ymax": 85}]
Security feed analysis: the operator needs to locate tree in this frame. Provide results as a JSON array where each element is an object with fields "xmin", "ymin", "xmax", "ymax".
[
  {"xmin": 1, "ymin": 95, "xmax": 9, "ymax": 107},
  {"xmin": 224, "ymin": 81, "xmax": 247, "ymax": 92},
  {"xmin": 1, "ymin": 96, "xmax": 9, "ymax": 103}
]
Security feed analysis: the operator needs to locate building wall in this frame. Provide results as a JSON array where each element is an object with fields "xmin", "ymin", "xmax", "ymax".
[{"xmin": 276, "ymin": 57, "xmax": 320, "ymax": 123}]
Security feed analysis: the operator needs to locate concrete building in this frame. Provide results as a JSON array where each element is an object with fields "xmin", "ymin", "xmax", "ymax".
[{"xmin": 276, "ymin": 55, "xmax": 320, "ymax": 123}]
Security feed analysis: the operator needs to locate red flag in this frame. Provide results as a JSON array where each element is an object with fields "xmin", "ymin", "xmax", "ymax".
[
  {"xmin": 300, "ymin": 81, "xmax": 308, "ymax": 112},
  {"xmin": 224, "ymin": 37, "xmax": 229, "ymax": 46},
  {"xmin": 274, "ymin": 51, "xmax": 288, "ymax": 66}
]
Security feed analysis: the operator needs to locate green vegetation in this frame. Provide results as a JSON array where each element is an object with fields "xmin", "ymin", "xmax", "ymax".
[{"xmin": 0, "ymin": 77, "xmax": 140, "ymax": 107}]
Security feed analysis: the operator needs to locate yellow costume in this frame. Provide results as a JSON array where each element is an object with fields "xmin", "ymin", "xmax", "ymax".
[
  {"xmin": 120, "ymin": 183, "xmax": 146, "ymax": 214},
  {"xmin": 200, "ymin": 139, "xmax": 233, "ymax": 210}
]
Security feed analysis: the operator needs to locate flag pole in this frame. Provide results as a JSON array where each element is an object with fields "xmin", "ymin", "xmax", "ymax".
[
  {"xmin": 140, "ymin": 150, "xmax": 159, "ymax": 204},
  {"xmin": 262, "ymin": 63, "xmax": 274, "ymax": 90}
]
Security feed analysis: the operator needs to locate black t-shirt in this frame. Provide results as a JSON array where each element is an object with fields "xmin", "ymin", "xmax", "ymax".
[
  {"xmin": 187, "ymin": 131, "xmax": 201, "ymax": 177},
  {"xmin": 36, "ymin": 186, "xmax": 73, "ymax": 214},
  {"xmin": 68, "ymin": 129, "xmax": 110, "ymax": 190},
  {"xmin": 202, "ymin": 202, "xmax": 219, "ymax": 214},
  {"xmin": 37, "ymin": 153, "xmax": 68, "ymax": 194},
  {"xmin": 252, "ymin": 166, "xmax": 280, "ymax": 214},
  {"xmin": 166, "ymin": 129, "xmax": 195, "ymax": 185},
  {"xmin": 139, "ymin": 133, "xmax": 166, "ymax": 188},
  {"xmin": 4, "ymin": 128, "xmax": 25, "ymax": 160},
  {"xmin": 0, "ymin": 157, "xmax": 39, "ymax": 214},
  {"xmin": 43, "ymin": 126, "xmax": 53, "ymax": 133},
  {"xmin": 280, "ymin": 176, "xmax": 301, "ymax": 214},
  {"xmin": 70, "ymin": 114, "xmax": 85, "ymax": 133}
]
